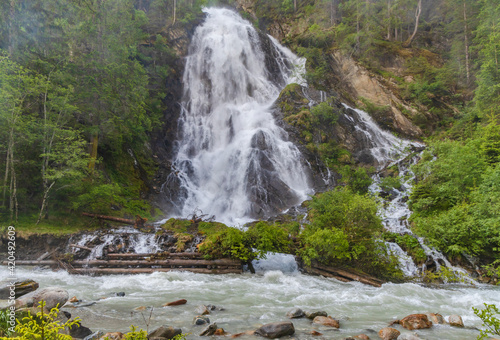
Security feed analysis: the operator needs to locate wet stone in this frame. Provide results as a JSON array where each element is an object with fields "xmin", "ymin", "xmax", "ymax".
[
  {"xmin": 254, "ymin": 322, "xmax": 295, "ymax": 339},
  {"xmin": 305, "ymin": 311, "xmax": 328, "ymax": 319},
  {"xmin": 448, "ymin": 315, "xmax": 464, "ymax": 327},
  {"xmin": 193, "ymin": 315, "xmax": 210, "ymax": 325},
  {"xmin": 148, "ymin": 326, "xmax": 182, "ymax": 339},
  {"xmin": 378, "ymin": 328, "xmax": 400, "ymax": 340},
  {"xmin": 286, "ymin": 308, "xmax": 305, "ymax": 319}
]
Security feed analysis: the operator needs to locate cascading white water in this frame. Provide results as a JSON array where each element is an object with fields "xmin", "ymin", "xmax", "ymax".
[
  {"xmin": 163, "ymin": 8, "xmax": 312, "ymax": 226},
  {"xmin": 342, "ymin": 104, "xmax": 421, "ymax": 168},
  {"xmin": 343, "ymin": 104, "xmax": 476, "ymax": 281},
  {"xmin": 68, "ymin": 227, "xmax": 162, "ymax": 260}
]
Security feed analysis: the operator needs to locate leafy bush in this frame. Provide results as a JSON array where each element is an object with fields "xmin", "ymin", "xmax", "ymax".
[
  {"xmin": 8, "ymin": 301, "xmax": 80, "ymax": 340},
  {"xmin": 199, "ymin": 222, "xmax": 292, "ymax": 262},
  {"xmin": 409, "ymin": 139, "xmax": 500, "ymax": 260},
  {"xmin": 199, "ymin": 227, "xmax": 254, "ymax": 262},
  {"xmin": 124, "ymin": 325, "xmax": 148, "ymax": 340},
  {"xmin": 246, "ymin": 222, "xmax": 291, "ymax": 255},
  {"xmin": 379, "ymin": 176, "xmax": 402, "ymax": 191},
  {"xmin": 339, "ymin": 166, "xmax": 373, "ymax": 194},
  {"xmin": 311, "ymin": 102, "xmax": 339, "ymax": 125},
  {"xmin": 473, "ymin": 303, "xmax": 500, "ymax": 339}
]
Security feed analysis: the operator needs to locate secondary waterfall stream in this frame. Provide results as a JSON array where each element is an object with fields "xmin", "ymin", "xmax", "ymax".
[{"xmin": 162, "ymin": 8, "xmax": 312, "ymax": 226}]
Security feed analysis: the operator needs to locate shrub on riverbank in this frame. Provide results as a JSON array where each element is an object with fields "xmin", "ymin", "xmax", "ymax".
[
  {"xmin": 409, "ymin": 132, "xmax": 500, "ymax": 267},
  {"xmin": 300, "ymin": 187, "xmax": 403, "ymax": 280}
]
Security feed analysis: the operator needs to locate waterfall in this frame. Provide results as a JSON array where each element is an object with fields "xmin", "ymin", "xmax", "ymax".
[
  {"xmin": 342, "ymin": 104, "xmax": 475, "ymax": 282},
  {"xmin": 162, "ymin": 8, "xmax": 312, "ymax": 226}
]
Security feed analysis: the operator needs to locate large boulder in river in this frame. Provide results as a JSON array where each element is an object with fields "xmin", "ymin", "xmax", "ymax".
[
  {"xmin": 0, "ymin": 280, "xmax": 39, "ymax": 299},
  {"xmin": 254, "ymin": 322, "xmax": 295, "ymax": 339},
  {"xmin": 16, "ymin": 287, "xmax": 68, "ymax": 311},
  {"xmin": 378, "ymin": 327, "xmax": 400, "ymax": 340},
  {"xmin": 448, "ymin": 315, "xmax": 464, "ymax": 327},
  {"xmin": 148, "ymin": 326, "xmax": 182, "ymax": 339},
  {"xmin": 398, "ymin": 314, "xmax": 432, "ymax": 330},
  {"xmin": 312, "ymin": 316, "xmax": 340, "ymax": 328}
]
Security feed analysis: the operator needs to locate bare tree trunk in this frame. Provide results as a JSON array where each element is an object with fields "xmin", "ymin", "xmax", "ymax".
[
  {"xmin": 294, "ymin": 0, "xmax": 297, "ymax": 12},
  {"xmin": 88, "ymin": 133, "xmax": 98, "ymax": 172},
  {"xmin": 330, "ymin": 0, "xmax": 337, "ymax": 25},
  {"xmin": 386, "ymin": 0, "xmax": 391, "ymax": 40},
  {"xmin": 8, "ymin": 0, "xmax": 15, "ymax": 55},
  {"xmin": 36, "ymin": 181, "xmax": 55, "ymax": 225},
  {"xmin": 2, "ymin": 139, "xmax": 11, "ymax": 208},
  {"xmin": 173, "ymin": 0, "xmax": 176, "ymax": 25},
  {"xmin": 356, "ymin": 0, "xmax": 360, "ymax": 51},
  {"xmin": 403, "ymin": 0, "xmax": 422, "ymax": 47},
  {"xmin": 463, "ymin": 0, "xmax": 470, "ymax": 86},
  {"xmin": 9, "ymin": 158, "xmax": 17, "ymax": 222}
]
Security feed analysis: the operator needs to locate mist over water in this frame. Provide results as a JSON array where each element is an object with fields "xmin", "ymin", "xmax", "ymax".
[{"xmin": 162, "ymin": 8, "xmax": 312, "ymax": 226}]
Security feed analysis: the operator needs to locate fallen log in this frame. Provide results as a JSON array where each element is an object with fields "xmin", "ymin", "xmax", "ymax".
[
  {"xmin": 81, "ymin": 213, "xmax": 148, "ymax": 228},
  {"xmin": 70, "ymin": 244, "xmax": 93, "ymax": 252},
  {"xmin": 106, "ymin": 252, "xmax": 204, "ymax": 259},
  {"xmin": 311, "ymin": 263, "xmax": 384, "ymax": 287},
  {"xmin": 68, "ymin": 267, "xmax": 242, "ymax": 275},
  {"xmin": 6, "ymin": 258, "xmax": 241, "ymax": 268},
  {"xmin": 302, "ymin": 266, "xmax": 351, "ymax": 283}
]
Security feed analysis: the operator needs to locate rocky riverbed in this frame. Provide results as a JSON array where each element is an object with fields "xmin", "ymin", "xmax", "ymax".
[{"xmin": 1, "ymin": 262, "xmax": 499, "ymax": 340}]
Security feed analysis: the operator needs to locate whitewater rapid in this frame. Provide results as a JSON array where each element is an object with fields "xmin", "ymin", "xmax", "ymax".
[{"xmin": 2, "ymin": 265, "xmax": 498, "ymax": 339}]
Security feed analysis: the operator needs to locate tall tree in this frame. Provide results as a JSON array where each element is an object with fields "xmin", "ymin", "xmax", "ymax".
[{"xmin": 403, "ymin": 0, "xmax": 422, "ymax": 47}]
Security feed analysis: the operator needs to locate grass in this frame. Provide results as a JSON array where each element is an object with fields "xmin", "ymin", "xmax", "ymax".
[{"xmin": 1, "ymin": 212, "xmax": 98, "ymax": 236}]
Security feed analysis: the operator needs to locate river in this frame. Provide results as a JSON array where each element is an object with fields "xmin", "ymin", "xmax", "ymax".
[{"xmin": 3, "ymin": 259, "xmax": 498, "ymax": 339}]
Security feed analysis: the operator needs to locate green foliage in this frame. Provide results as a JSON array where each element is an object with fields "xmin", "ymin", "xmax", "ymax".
[
  {"xmin": 0, "ymin": 310, "xmax": 30, "ymax": 337},
  {"xmin": 9, "ymin": 301, "xmax": 80, "ymax": 340},
  {"xmin": 474, "ymin": 1, "xmax": 500, "ymax": 117},
  {"xmin": 200, "ymin": 227, "xmax": 254, "ymax": 262},
  {"xmin": 410, "ymin": 138, "xmax": 500, "ymax": 260},
  {"xmin": 123, "ymin": 326, "xmax": 148, "ymax": 340},
  {"xmin": 199, "ymin": 222, "xmax": 292, "ymax": 262},
  {"xmin": 310, "ymin": 102, "xmax": 339, "ymax": 125},
  {"xmin": 339, "ymin": 166, "xmax": 373, "ymax": 194},
  {"xmin": 246, "ymin": 221, "xmax": 291, "ymax": 255},
  {"xmin": 379, "ymin": 176, "xmax": 402, "ymax": 191},
  {"xmin": 473, "ymin": 303, "xmax": 500, "ymax": 339},
  {"xmin": 301, "ymin": 189, "xmax": 377, "ymax": 261},
  {"xmin": 480, "ymin": 122, "xmax": 500, "ymax": 164},
  {"xmin": 383, "ymin": 232, "xmax": 426, "ymax": 263},
  {"xmin": 72, "ymin": 183, "xmax": 122, "ymax": 215},
  {"xmin": 299, "ymin": 227, "xmax": 350, "ymax": 266},
  {"xmin": 422, "ymin": 266, "xmax": 467, "ymax": 284}
]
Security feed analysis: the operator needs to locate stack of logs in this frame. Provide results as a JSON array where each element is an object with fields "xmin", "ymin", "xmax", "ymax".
[
  {"xmin": 6, "ymin": 252, "xmax": 243, "ymax": 275},
  {"xmin": 303, "ymin": 262, "xmax": 385, "ymax": 287}
]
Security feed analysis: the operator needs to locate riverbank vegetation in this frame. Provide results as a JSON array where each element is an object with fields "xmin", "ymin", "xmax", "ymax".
[{"xmin": 1, "ymin": 0, "xmax": 499, "ymax": 280}]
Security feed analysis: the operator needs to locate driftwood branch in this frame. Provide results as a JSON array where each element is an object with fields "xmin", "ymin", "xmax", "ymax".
[{"xmin": 70, "ymin": 244, "xmax": 93, "ymax": 252}]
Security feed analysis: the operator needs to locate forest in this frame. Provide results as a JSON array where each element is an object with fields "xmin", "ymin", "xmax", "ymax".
[{"xmin": 0, "ymin": 0, "xmax": 499, "ymax": 277}]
